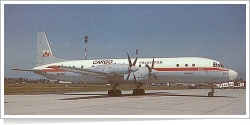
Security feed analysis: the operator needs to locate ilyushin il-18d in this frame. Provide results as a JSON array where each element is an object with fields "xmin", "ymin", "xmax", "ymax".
[{"xmin": 13, "ymin": 32, "xmax": 238, "ymax": 97}]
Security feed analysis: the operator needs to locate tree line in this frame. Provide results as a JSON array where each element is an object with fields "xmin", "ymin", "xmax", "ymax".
[{"xmin": 4, "ymin": 77, "xmax": 50, "ymax": 84}]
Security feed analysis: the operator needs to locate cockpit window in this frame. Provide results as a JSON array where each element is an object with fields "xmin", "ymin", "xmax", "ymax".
[
  {"xmin": 220, "ymin": 63, "xmax": 224, "ymax": 68},
  {"xmin": 213, "ymin": 62, "xmax": 216, "ymax": 67}
]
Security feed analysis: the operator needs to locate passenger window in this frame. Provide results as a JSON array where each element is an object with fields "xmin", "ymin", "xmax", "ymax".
[
  {"xmin": 192, "ymin": 64, "xmax": 195, "ymax": 67},
  {"xmin": 176, "ymin": 64, "xmax": 179, "ymax": 67},
  {"xmin": 185, "ymin": 64, "xmax": 188, "ymax": 67}
]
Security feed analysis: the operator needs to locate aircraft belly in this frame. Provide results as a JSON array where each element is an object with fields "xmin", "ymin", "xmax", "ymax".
[
  {"xmin": 34, "ymin": 70, "xmax": 229, "ymax": 84},
  {"xmin": 35, "ymin": 72, "xmax": 108, "ymax": 83},
  {"xmin": 156, "ymin": 70, "xmax": 229, "ymax": 83}
]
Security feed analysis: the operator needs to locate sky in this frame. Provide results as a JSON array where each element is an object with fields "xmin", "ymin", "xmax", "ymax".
[{"xmin": 3, "ymin": 3, "xmax": 247, "ymax": 80}]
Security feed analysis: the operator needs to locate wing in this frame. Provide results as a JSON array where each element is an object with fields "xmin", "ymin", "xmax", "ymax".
[{"xmin": 48, "ymin": 65, "xmax": 123, "ymax": 81}]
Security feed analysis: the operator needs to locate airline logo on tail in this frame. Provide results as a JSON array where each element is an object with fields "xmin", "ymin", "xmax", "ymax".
[{"xmin": 43, "ymin": 50, "xmax": 50, "ymax": 57}]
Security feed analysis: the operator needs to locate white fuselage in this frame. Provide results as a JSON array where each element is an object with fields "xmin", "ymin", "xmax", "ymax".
[
  {"xmin": 13, "ymin": 32, "xmax": 239, "ymax": 97},
  {"xmin": 33, "ymin": 57, "xmax": 237, "ymax": 84}
]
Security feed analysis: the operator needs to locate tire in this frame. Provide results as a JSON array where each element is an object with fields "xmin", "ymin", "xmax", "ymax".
[
  {"xmin": 133, "ymin": 89, "xmax": 138, "ymax": 95},
  {"xmin": 208, "ymin": 92, "xmax": 213, "ymax": 97},
  {"xmin": 108, "ymin": 90, "xmax": 121, "ymax": 97},
  {"xmin": 133, "ymin": 89, "xmax": 145, "ymax": 95},
  {"xmin": 139, "ymin": 89, "xmax": 145, "ymax": 95},
  {"xmin": 108, "ymin": 90, "xmax": 115, "ymax": 97},
  {"xmin": 115, "ymin": 90, "xmax": 122, "ymax": 96}
]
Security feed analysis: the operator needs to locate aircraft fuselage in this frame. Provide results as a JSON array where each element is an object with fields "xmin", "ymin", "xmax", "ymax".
[{"xmin": 33, "ymin": 57, "xmax": 237, "ymax": 84}]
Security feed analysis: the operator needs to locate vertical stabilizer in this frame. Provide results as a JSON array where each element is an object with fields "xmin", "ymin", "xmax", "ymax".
[{"xmin": 36, "ymin": 32, "xmax": 65, "ymax": 66}]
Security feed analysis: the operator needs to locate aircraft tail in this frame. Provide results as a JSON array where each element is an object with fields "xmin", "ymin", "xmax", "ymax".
[{"xmin": 36, "ymin": 32, "xmax": 65, "ymax": 66}]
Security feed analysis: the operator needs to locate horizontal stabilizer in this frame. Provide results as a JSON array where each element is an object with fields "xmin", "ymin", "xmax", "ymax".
[{"xmin": 12, "ymin": 68, "xmax": 35, "ymax": 72}]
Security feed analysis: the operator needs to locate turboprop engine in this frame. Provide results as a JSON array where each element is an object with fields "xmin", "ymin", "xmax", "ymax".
[
  {"xmin": 93, "ymin": 64, "xmax": 139, "ymax": 75},
  {"xmin": 124, "ymin": 67, "xmax": 158, "ymax": 81},
  {"xmin": 124, "ymin": 58, "xmax": 158, "ymax": 81},
  {"xmin": 93, "ymin": 53, "xmax": 139, "ymax": 75}
]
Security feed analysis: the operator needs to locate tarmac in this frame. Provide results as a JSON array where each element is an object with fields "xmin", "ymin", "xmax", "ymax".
[{"xmin": 3, "ymin": 89, "xmax": 247, "ymax": 118}]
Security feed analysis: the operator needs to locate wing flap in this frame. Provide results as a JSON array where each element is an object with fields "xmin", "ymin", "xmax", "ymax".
[{"xmin": 48, "ymin": 65, "xmax": 122, "ymax": 80}]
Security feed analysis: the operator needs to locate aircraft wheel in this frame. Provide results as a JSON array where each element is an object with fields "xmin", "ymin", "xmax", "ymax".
[
  {"xmin": 115, "ymin": 90, "xmax": 122, "ymax": 96},
  {"xmin": 133, "ymin": 89, "xmax": 145, "ymax": 95},
  {"xmin": 108, "ymin": 90, "xmax": 115, "ymax": 97},
  {"xmin": 108, "ymin": 90, "xmax": 121, "ymax": 97},
  {"xmin": 139, "ymin": 89, "xmax": 145, "ymax": 95},
  {"xmin": 132, "ymin": 89, "xmax": 138, "ymax": 95},
  {"xmin": 208, "ymin": 92, "xmax": 213, "ymax": 97}
]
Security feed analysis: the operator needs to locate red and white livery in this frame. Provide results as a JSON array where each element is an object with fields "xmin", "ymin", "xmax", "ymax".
[{"xmin": 13, "ymin": 32, "xmax": 238, "ymax": 97}]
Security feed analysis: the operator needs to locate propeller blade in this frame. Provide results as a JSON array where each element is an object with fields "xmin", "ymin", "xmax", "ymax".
[
  {"xmin": 132, "ymin": 57, "xmax": 137, "ymax": 66},
  {"xmin": 133, "ymin": 73, "xmax": 137, "ymax": 83},
  {"xmin": 126, "ymin": 73, "xmax": 130, "ymax": 80},
  {"xmin": 127, "ymin": 53, "xmax": 132, "ymax": 67},
  {"xmin": 145, "ymin": 64, "xmax": 152, "ymax": 72},
  {"xmin": 154, "ymin": 75, "xmax": 157, "ymax": 80},
  {"xmin": 151, "ymin": 58, "xmax": 155, "ymax": 69},
  {"xmin": 146, "ymin": 58, "xmax": 158, "ymax": 81},
  {"xmin": 126, "ymin": 53, "xmax": 139, "ymax": 81}
]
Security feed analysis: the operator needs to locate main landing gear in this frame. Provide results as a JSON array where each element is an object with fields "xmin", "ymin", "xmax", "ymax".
[
  {"xmin": 132, "ymin": 83, "xmax": 145, "ymax": 95},
  {"xmin": 208, "ymin": 83, "xmax": 215, "ymax": 97},
  {"xmin": 108, "ymin": 84, "xmax": 121, "ymax": 97},
  {"xmin": 107, "ymin": 83, "xmax": 146, "ymax": 97}
]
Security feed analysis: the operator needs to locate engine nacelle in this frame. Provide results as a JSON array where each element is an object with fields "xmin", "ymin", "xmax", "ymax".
[
  {"xmin": 124, "ymin": 67, "xmax": 152, "ymax": 81},
  {"xmin": 124, "ymin": 74, "xmax": 147, "ymax": 81}
]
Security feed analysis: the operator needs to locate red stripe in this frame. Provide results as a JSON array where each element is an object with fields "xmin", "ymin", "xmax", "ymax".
[
  {"xmin": 42, "ymin": 67, "xmax": 228, "ymax": 73},
  {"xmin": 42, "ymin": 69, "xmax": 66, "ymax": 72},
  {"xmin": 154, "ymin": 67, "xmax": 228, "ymax": 71}
]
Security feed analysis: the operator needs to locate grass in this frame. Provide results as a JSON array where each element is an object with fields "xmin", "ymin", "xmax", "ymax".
[
  {"xmin": 4, "ymin": 83, "xmax": 209, "ymax": 95},
  {"xmin": 5, "ymin": 83, "xmax": 106, "ymax": 94}
]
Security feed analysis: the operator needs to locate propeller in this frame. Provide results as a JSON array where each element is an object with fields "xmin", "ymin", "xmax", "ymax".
[
  {"xmin": 126, "ymin": 53, "xmax": 138, "ymax": 81},
  {"xmin": 145, "ymin": 58, "xmax": 158, "ymax": 80}
]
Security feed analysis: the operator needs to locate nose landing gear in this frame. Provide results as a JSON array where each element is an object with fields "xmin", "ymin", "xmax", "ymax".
[{"xmin": 208, "ymin": 83, "xmax": 215, "ymax": 97}]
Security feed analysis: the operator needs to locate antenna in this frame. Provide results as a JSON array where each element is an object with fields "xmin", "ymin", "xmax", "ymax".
[
  {"xmin": 136, "ymin": 49, "xmax": 138, "ymax": 58},
  {"xmin": 84, "ymin": 36, "xmax": 88, "ymax": 60}
]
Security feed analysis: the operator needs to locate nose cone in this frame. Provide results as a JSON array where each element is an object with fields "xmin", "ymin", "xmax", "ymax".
[{"xmin": 229, "ymin": 69, "xmax": 238, "ymax": 81}]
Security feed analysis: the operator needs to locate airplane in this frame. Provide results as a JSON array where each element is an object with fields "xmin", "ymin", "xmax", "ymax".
[{"xmin": 13, "ymin": 31, "xmax": 238, "ymax": 97}]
